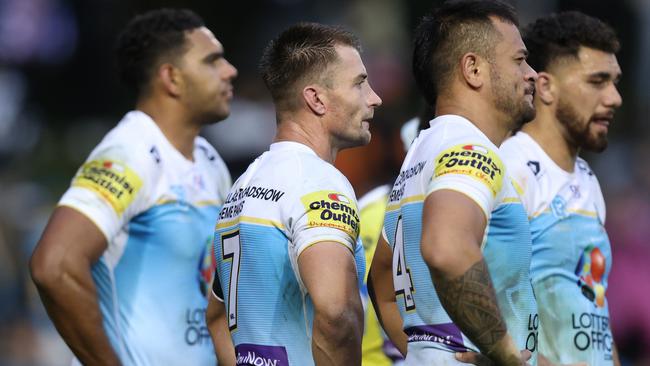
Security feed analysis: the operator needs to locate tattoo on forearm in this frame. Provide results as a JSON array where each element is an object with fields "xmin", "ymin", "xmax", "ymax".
[{"xmin": 434, "ymin": 259, "xmax": 507, "ymax": 354}]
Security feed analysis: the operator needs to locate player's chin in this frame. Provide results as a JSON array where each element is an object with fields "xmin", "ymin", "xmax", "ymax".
[
  {"xmin": 584, "ymin": 133, "xmax": 608, "ymax": 153},
  {"xmin": 360, "ymin": 130, "xmax": 372, "ymax": 145},
  {"xmin": 520, "ymin": 103, "xmax": 536, "ymax": 123},
  {"xmin": 202, "ymin": 107, "xmax": 230, "ymax": 125},
  {"xmin": 349, "ymin": 130, "xmax": 371, "ymax": 147}
]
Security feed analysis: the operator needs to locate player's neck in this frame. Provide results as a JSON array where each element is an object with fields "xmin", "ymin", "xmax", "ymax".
[
  {"xmin": 521, "ymin": 109, "xmax": 578, "ymax": 173},
  {"xmin": 274, "ymin": 115, "xmax": 337, "ymax": 164},
  {"xmin": 137, "ymin": 99, "xmax": 200, "ymax": 161},
  {"xmin": 436, "ymin": 97, "xmax": 510, "ymax": 146}
]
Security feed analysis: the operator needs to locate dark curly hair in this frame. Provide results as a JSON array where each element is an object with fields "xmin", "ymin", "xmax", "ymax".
[
  {"xmin": 523, "ymin": 11, "xmax": 620, "ymax": 72},
  {"xmin": 412, "ymin": 0, "xmax": 518, "ymax": 108},
  {"xmin": 115, "ymin": 8, "xmax": 204, "ymax": 95},
  {"xmin": 259, "ymin": 22, "xmax": 360, "ymax": 112}
]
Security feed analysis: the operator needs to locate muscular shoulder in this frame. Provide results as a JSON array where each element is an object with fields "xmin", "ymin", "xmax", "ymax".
[{"xmin": 90, "ymin": 112, "xmax": 165, "ymax": 174}]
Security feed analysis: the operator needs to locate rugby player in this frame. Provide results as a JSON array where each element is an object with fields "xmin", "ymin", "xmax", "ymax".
[
  {"xmin": 360, "ymin": 107, "xmax": 434, "ymax": 366},
  {"xmin": 369, "ymin": 1, "xmax": 539, "ymax": 365},
  {"xmin": 29, "ymin": 9, "xmax": 236, "ymax": 365},
  {"xmin": 501, "ymin": 11, "xmax": 623, "ymax": 366},
  {"xmin": 209, "ymin": 23, "xmax": 381, "ymax": 365}
]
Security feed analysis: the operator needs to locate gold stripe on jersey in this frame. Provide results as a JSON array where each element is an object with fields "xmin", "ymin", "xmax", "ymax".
[
  {"xmin": 215, "ymin": 216, "xmax": 285, "ymax": 230},
  {"xmin": 531, "ymin": 208, "xmax": 598, "ymax": 219},
  {"xmin": 386, "ymin": 194, "xmax": 425, "ymax": 212}
]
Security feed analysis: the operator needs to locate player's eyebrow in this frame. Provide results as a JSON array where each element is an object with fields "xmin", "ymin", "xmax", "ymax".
[
  {"xmin": 203, "ymin": 51, "xmax": 224, "ymax": 63},
  {"xmin": 515, "ymin": 48, "xmax": 529, "ymax": 58},
  {"xmin": 588, "ymin": 71, "xmax": 622, "ymax": 82},
  {"xmin": 354, "ymin": 73, "xmax": 368, "ymax": 83}
]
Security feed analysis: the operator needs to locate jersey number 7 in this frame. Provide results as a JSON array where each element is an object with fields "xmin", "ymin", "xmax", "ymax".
[{"xmin": 221, "ymin": 230, "xmax": 241, "ymax": 331}]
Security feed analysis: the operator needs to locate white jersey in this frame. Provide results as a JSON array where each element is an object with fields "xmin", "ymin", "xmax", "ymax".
[
  {"xmin": 213, "ymin": 141, "xmax": 365, "ymax": 366},
  {"xmin": 501, "ymin": 132, "xmax": 614, "ymax": 365},
  {"xmin": 60, "ymin": 111, "xmax": 231, "ymax": 366},
  {"xmin": 383, "ymin": 115, "xmax": 537, "ymax": 365}
]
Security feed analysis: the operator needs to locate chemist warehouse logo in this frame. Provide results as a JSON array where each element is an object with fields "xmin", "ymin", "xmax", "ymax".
[
  {"xmin": 72, "ymin": 159, "xmax": 142, "ymax": 215},
  {"xmin": 301, "ymin": 191, "xmax": 360, "ymax": 239},
  {"xmin": 434, "ymin": 144, "xmax": 504, "ymax": 197}
]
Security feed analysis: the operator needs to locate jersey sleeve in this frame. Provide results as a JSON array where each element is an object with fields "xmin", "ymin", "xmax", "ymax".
[
  {"xmin": 354, "ymin": 237, "xmax": 366, "ymax": 290},
  {"xmin": 427, "ymin": 143, "xmax": 505, "ymax": 218},
  {"xmin": 286, "ymin": 163, "xmax": 361, "ymax": 260},
  {"xmin": 58, "ymin": 142, "xmax": 156, "ymax": 242},
  {"xmin": 291, "ymin": 189, "xmax": 360, "ymax": 256}
]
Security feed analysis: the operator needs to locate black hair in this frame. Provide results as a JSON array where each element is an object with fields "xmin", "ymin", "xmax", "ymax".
[
  {"xmin": 523, "ymin": 11, "xmax": 619, "ymax": 72},
  {"xmin": 412, "ymin": 0, "xmax": 518, "ymax": 107},
  {"xmin": 115, "ymin": 8, "xmax": 204, "ymax": 95}
]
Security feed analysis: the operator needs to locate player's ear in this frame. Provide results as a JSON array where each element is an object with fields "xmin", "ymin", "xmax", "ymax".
[
  {"xmin": 159, "ymin": 63, "xmax": 183, "ymax": 97},
  {"xmin": 303, "ymin": 84, "xmax": 327, "ymax": 116},
  {"xmin": 460, "ymin": 52, "xmax": 484, "ymax": 89},
  {"xmin": 536, "ymin": 72, "xmax": 555, "ymax": 105}
]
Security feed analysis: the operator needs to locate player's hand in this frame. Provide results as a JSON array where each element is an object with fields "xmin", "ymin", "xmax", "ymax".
[{"xmin": 455, "ymin": 349, "xmax": 532, "ymax": 366}]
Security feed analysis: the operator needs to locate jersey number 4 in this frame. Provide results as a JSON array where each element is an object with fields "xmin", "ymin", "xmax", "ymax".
[
  {"xmin": 222, "ymin": 231, "xmax": 241, "ymax": 331},
  {"xmin": 393, "ymin": 216, "xmax": 416, "ymax": 311}
]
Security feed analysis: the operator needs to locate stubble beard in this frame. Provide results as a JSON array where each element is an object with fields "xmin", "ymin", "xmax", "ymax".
[
  {"xmin": 490, "ymin": 71, "xmax": 536, "ymax": 133},
  {"xmin": 556, "ymin": 97, "xmax": 608, "ymax": 153}
]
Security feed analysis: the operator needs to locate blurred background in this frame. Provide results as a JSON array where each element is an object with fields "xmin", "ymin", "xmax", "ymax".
[{"xmin": 0, "ymin": 0, "xmax": 648, "ymax": 364}]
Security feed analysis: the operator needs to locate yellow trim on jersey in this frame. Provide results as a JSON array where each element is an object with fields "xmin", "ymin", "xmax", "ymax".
[
  {"xmin": 240, "ymin": 216, "xmax": 285, "ymax": 228},
  {"xmin": 502, "ymin": 197, "xmax": 521, "ymax": 203},
  {"xmin": 386, "ymin": 194, "xmax": 425, "ymax": 212},
  {"xmin": 154, "ymin": 198, "xmax": 221, "ymax": 207},
  {"xmin": 297, "ymin": 239, "xmax": 354, "ymax": 258},
  {"xmin": 195, "ymin": 199, "xmax": 222, "ymax": 207},
  {"xmin": 510, "ymin": 177, "xmax": 525, "ymax": 197},
  {"xmin": 530, "ymin": 208, "xmax": 549, "ymax": 218},
  {"xmin": 215, "ymin": 216, "xmax": 285, "ymax": 230},
  {"xmin": 570, "ymin": 209, "xmax": 598, "ymax": 217},
  {"xmin": 427, "ymin": 187, "xmax": 490, "ymax": 222},
  {"xmin": 531, "ymin": 208, "xmax": 598, "ymax": 218}
]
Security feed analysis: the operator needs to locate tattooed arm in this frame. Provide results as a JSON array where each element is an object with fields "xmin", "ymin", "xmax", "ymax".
[{"xmin": 421, "ymin": 190, "xmax": 524, "ymax": 366}]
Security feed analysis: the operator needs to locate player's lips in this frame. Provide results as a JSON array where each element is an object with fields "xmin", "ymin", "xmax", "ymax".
[
  {"xmin": 591, "ymin": 113, "xmax": 614, "ymax": 129},
  {"xmin": 524, "ymin": 84, "xmax": 535, "ymax": 97},
  {"xmin": 224, "ymin": 85, "xmax": 234, "ymax": 99},
  {"xmin": 362, "ymin": 116, "xmax": 373, "ymax": 128}
]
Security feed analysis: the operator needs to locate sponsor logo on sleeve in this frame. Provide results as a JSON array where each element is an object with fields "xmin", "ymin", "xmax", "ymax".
[
  {"xmin": 72, "ymin": 159, "xmax": 142, "ymax": 215},
  {"xmin": 300, "ymin": 191, "xmax": 360, "ymax": 239},
  {"xmin": 434, "ymin": 144, "xmax": 504, "ymax": 197},
  {"xmin": 404, "ymin": 323, "xmax": 468, "ymax": 352}
]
